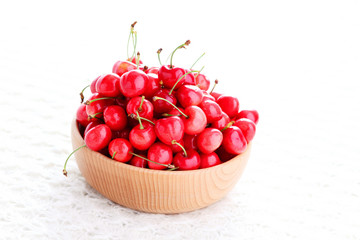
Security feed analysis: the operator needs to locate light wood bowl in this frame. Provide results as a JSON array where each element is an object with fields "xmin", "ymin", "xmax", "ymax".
[{"xmin": 71, "ymin": 118, "xmax": 251, "ymax": 214}]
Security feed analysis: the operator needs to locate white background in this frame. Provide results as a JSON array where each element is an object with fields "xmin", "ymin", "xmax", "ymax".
[{"xmin": 0, "ymin": 0, "xmax": 359, "ymax": 239}]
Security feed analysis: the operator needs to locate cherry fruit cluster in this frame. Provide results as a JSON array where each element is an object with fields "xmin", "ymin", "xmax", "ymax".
[{"xmin": 63, "ymin": 22, "xmax": 259, "ymax": 176}]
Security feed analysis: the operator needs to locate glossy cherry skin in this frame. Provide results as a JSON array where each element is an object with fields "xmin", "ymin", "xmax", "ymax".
[
  {"xmin": 85, "ymin": 93, "xmax": 115, "ymax": 118},
  {"xmin": 195, "ymin": 73, "xmax": 210, "ymax": 91},
  {"xmin": 95, "ymin": 73, "xmax": 121, "ymax": 97},
  {"xmin": 90, "ymin": 76, "xmax": 101, "ymax": 93},
  {"xmin": 211, "ymin": 111, "xmax": 230, "ymax": 130},
  {"xmin": 85, "ymin": 124, "xmax": 112, "ymax": 151},
  {"xmin": 237, "ymin": 110, "xmax": 259, "ymax": 125},
  {"xmin": 129, "ymin": 122, "xmax": 156, "ymax": 150},
  {"xmin": 200, "ymin": 100, "xmax": 222, "ymax": 123},
  {"xmin": 119, "ymin": 70, "xmax": 148, "ymax": 97},
  {"xmin": 155, "ymin": 116, "xmax": 184, "ymax": 145},
  {"xmin": 200, "ymin": 152, "xmax": 221, "ymax": 169},
  {"xmin": 197, "ymin": 128, "xmax": 223, "ymax": 154},
  {"xmin": 183, "ymin": 134, "xmax": 198, "ymax": 150},
  {"xmin": 129, "ymin": 154, "xmax": 147, "ymax": 168},
  {"xmin": 76, "ymin": 104, "xmax": 91, "ymax": 127},
  {"xmin": 146, "ymin": 67, "xmax": 159, "ymax": 75},
  {"xmin": 143, "ymin": 73, "xmax": 161, "ymax": 99},
  {"xmin": 84, "ymin": 119, "xmax": 102, "ymax": 136},
  {"xmin": 127, "ymin": 56, "xmax": 143, "ymax": 65},
  {"xmin": 234, "ymin": 118, "xmax": 256, "ymax": 143},
  {"xmin": 173, "ymin": 149, "xmax": 201, "ymax": 170},
  {"xmin": 170, "ymin": 139, "xmax": 185, "ymax": 153},
  {"xmin": 176, "ymin": 85, "xmax": 204, "ymax": 108},
  {"xmin": 147, "ymin": 142, "xmax": 173, "ymax": 170},
  {"xmin": 112, "ymin": 128, "xmax": 131, "ymax": 140},
  {"xmin": 202, "ymin": 93, "xmax": 216, "ymax": 102},
  {"xmin": 182, "ymin": 106, "xmax": 207, "ymax": 135},
  {"xmin": 210, "ymin": 92, "xmax": 222, "ymax": 101},
  {"xmin": 112, "ymin": 60, "xmax": 137, "ymax": 77},
  {"xmin": 217, "ymin": 95, "xmax": 240, "ymax": 118},
  {"xmin": 222, "ymin": 126, "xmax": 247, "ymax": 155},
  {"xmin": 152, "ymin": 89, "xmax": 177, "ymax": 114},
  {"xmin": 184, "ymin": 69, "xmax": 196, "ymax": 85},
  {"xmin": 108, "ymin": 138, "xmax": 133, "ymax": 162},
  {"xmin": 103, "ymin": 105, "xmax": 127, "ymax": 131},
  {"xmin": 126, "ymin": 96, "xmax": 154, "ymax": 120},
  {"xmin": 158, "ymin": 65, "xmax": 187, "ymax": 89}
]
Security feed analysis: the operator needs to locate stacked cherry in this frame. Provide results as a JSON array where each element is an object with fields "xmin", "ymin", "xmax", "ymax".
[{"xmin": 63, "ymin": 22, "xmax": 258, "ymax": 176}]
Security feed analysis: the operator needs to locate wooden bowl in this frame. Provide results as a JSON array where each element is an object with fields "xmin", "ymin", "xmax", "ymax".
[{"xmin": 71, "ymin": 118, "xmax": 251, "ymax": 214}]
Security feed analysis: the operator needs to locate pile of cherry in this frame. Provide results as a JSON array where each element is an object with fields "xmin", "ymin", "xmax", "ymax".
[{"xmin": 63, "ymin": 23, "xmax": 258, "ymax": 176}]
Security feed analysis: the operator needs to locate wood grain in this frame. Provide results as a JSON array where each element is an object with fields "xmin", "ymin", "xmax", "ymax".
[{"xmin": 71, "ymin": 119, "xmax": 251, "ymax": 214}]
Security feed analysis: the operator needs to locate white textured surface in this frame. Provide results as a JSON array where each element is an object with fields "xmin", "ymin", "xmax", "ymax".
[{"xmin": 1, "ymin": 0, "xmax": 360, "ymax": 239}]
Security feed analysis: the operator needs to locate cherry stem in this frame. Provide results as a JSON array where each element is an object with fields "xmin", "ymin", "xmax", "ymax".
[
  {"xmin": 63, "ymin": 144, "xmax": 86, "ymax": 177},
  {"xmin": 130, "ymin": 114, "xmax": 155, "ymax": 125},
  {"xmin": 162, "ymin": 113, "xmax": 181, "ymax": 117},
  {"xmin": 130, "ymin": 152, "xmax": 176, "ymax": 169},
  {"xmin": 127, "ymin": 21, "xmax": 137, "ymax": 59},
  {"xmin": 157, "ymin": 48, "xmax": 163, "ymax": 65},
  {"xmin": 136, "ymin": 111, "xmax": 144, "ymax": 130},
  {"xmin": 112, "ymin": 151, "xmax": 117, "ymax": 159},
  {"xmin": 221, "ymin": 120, "xmax": 235, "ymax": 132},
  {"xmin": 194, "ymin": 66, "xmax": 205, "ymax": 79},
  {"xmin": 136, "ymin": 52, "xmax": 141, "ymax": 69},
  {"xmin": 152, "ymin": 96, "xmax": 188, "ymax": 118},
  {"xmin": 85, "ymin": 97, "xmax": 116, "ymax": 105},
  {"xmin": 190, "ymin": 52, "xmax": 205, "ymax": 69},
  {"xmin": 80, "ymin": 85, "xmax": 90, "ymax": 103},
  {"xmin": 138, "ymin": 95, "xmax": 145, "ymax": 112},
  {"xmin": 169, "ymin": 40, "xmax": 191, "ymax": 68},
  {"xmin": 168, "ymin": 70, "xmax": 199, "ymax": 95},
  {"xmin": 171, "ymin": 140, "xmax": 187, "ymax": 157},
  {"xmin": 209, "ymin": 79, "xmax": 219, "ymax": 94},
  {"xmin": 88, "ymin": 112, "xmax": 102, "ymax": 121},
  {"xmin": 131, "ymin": 31, "xmax": 138, "ymax": 60}
]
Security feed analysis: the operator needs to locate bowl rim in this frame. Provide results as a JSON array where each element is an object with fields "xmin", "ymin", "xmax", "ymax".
[{"xmin": 73, "ymin": 118, "xmax": 251, "ymax": 176}]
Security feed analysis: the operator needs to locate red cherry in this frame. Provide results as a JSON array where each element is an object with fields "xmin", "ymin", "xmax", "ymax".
[
  {"xmin": 154, "ymin": 116, "xmax": 184, "ymax": 145},
  {"xmin": 129, "ymin": 154, "xmax": 147, "ymax": 168},
  {"xmin": 84, "ymin": 119, "xmax": 102, "ymax": 136},
  {"xmin": 108, "ymin": 138, "xmax": 133, "ymax": 162},
  {"xmin": 147, "ymin": 67, "xmax": 159, "ymax": 75},
  {"xmin": 234, "ymin": 118, "xmax": 256, "ymax": 143},
  {"xmin": 112, "ymin": 60, "xmax": 137, "ymax": 77},
  {"xmin": 85, "ymin": 124, "xmax": 112, "ymax": 151},
  {"xmin": 147, "ymin": 142, "xmax": 173, "ymax": 170},
  {"xmin": 85, "ymin": 93, "xmax": 115, "ymax": 119},
  {"xmin": 202, "ymin": 93, "xmax": 216, "ymax": 102},
  {"xmin": 182, "ymin": 106, "xmax": 207, "ymax": 135},
  {"xmin": 158, "ymin": 65, "xmax": 187, "ymax": 89},
  {"xmin": 126, "ymin": 96, "xmax": 154, "ymax": 120},
  {"xmin": 129, "ymin": 122, "xmax": 156, "ymax": 150},
  {"xmin": 173, "ymin": 149, "xmax": 201, "ymax": 170},
  {"xmin": 211, "ymin": 111, "xmax": 230, "ymax": 130},
  {"xmin": 170, "ymin": 139, "xmax": 185, "ymax": 153},
  {"xmin": 222, "ymin": 126, "xmax": 247, "ymax": 155},
  {"xmin": 176, "ymin": 85, "xmax": 204, "ymax": 108},
  {"xmin": 90, "ymin": 76, "xmax": 101, "ymax": 93},
  {"xmin": 115, "ymin": 96, "xmax": 130, "ymax": 109},
  {"xmin": 95, "ymin": 74, "xmax": 121, "ymax": 97},
  {"xmin": 197, "ymin": 128, "xmax": 223, "ymax": 154},
  {"xmin": 119, "ymin": 69, "xmax": 148, "ymax": 97},
  {"xmin": 164, "ymin": 107, "xmax": 185, "ymax": 117},
  {"xmin": 237, "ymin": 110, "xmax": 259, "ymax": 124},
  {"xmin": 200, "ymin": 100, "xmax": 222, "ymax": 123},
  {"xmin": 127, "ymin": 56, "xmax": 143, "ymax": 65},
  {"xmin": 216, "ymin": 146, "xmax": 236, "ymax": 162},
  {"xmin": 210, "ymin": 92, "xmax": 222, "ymax": 101},
  {"xmin": 112, "ymin": 128, "xmax": 131, "ymax": 140},
  {"xmin": 195, "ymin": 73, "xmax": 210, "ymax": 91},
  {"xmin": 103, "ymin": 105, "xmax": 127, "ymax": 131},
  {"xmin": 152, "ymin": 89, "xmax": 177, "ymax": 113},
  {"xmin": 183, "ymin": 69, "xmax": 196, "ymax": 85},
  {"xmin": 143, "ymin": 73, "xmax": 161, "ymax": 99},
  {"xmin": 200, "ymin": 152, "xmax": 221, "ymax": 169},
  {"xmin": 183, "ymin": 134, "xmax": 198, "ymax": 150},
  {"xmin": 217, "ymin": 95, "xmax": 240, "ymax": 118},
  {"xmin": 76, "ymin": 104, "xmax": 91, "ymax": 127}
]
